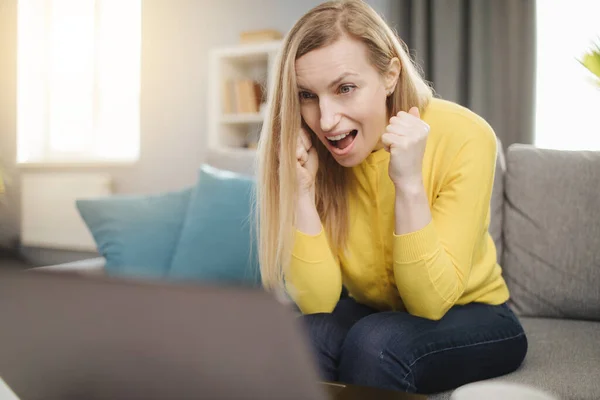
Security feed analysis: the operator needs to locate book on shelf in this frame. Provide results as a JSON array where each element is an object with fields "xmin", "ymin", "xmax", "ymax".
[
  {"xmin": 239, "ymin": 29, "xmax": 282, "ymax": 44},
  {"xmin": 222, "ymin": 79, "xmax": 264, "ymax": 115}
]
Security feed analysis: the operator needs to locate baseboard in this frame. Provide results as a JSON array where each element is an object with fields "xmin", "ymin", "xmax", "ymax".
[{"xmin": 0, "ymin": 243, "xmax": 22, "ymax": 260}]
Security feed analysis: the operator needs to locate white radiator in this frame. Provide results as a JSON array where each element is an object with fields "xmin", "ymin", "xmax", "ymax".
[{"xmin": 21, "ymin": 172, "xmax": 113, "ymax": 251}]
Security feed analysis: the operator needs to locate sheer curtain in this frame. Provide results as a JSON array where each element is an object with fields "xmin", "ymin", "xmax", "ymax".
[
  {"xmin": 534, "ymin": 0, "xmax": 600, "ymax": 151},
  {"xmin": 17, "ymin": 0, "xmax": 141, "ymax": 164}
]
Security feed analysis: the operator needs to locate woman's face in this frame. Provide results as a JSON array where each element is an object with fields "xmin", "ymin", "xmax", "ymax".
[{"xmin": 295, "ymin": 36, "xmax": 398, "ymax": 167}]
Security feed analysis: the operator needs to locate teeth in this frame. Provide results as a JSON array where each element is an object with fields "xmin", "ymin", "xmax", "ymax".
[{"xmin": 328, "ymin": 132, "xmax": 350, "ymax": 141}]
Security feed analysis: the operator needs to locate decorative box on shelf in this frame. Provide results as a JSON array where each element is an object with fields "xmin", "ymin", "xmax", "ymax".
[{"xmin": 207, "ymin": 40, "xmax": 282, "ymax": 158}]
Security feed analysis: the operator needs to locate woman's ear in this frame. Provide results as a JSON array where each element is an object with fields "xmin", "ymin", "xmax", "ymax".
[{"xmin": 384, "ymin": 57, "xmax": 401, "ymax": 94}]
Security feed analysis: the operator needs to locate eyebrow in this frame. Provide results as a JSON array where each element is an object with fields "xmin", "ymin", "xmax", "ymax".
[{"xmin": 297, "ymin": 72, "xmax": 359, "ymax": 91}]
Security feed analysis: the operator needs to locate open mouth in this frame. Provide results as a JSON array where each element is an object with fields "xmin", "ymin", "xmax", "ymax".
[{"xmin": 327, "ymin": 129, "xmax": 358, "ymax": 151}]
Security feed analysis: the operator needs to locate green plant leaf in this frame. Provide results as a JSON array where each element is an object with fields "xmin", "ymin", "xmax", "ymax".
[{"xmin": 581, "ymin": 51, "xmax": 600, "ymax": 78}]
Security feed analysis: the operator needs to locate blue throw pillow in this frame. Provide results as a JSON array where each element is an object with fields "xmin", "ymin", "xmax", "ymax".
[
  {"xmin": 168, "ymin": 165, "xmax": 261, "ymax": 286},
  {"xmin": 76, "ymin": 188, "xmax": 192, "ymax": 279}
]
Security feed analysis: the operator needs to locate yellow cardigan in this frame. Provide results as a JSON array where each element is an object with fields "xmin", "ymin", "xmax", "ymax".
[{"xmin": 286, "ymin": 98, "xmax": 510, "ymax": 320}]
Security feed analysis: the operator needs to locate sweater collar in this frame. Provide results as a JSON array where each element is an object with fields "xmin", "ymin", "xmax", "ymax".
[{"xmin": 364, "ymin": 147, "xmax": 390, "ymax": 165}]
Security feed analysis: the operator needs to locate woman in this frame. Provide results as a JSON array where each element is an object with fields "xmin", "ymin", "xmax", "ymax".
[{"xmin": 255, "ymin": 0, "xmax": 527, "ymax": 394}]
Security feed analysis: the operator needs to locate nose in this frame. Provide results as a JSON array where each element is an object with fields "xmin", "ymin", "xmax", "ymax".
[{"xmin": 319, "ymin": 98, "xmax": 340, "ymax": 132}]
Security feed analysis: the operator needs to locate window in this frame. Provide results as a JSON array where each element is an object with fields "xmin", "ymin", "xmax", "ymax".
[
  {"xmin": 17, "ymin": 0, "xmax": 141, "ymax": 165},
  {"xmin": 534, "ymin": 0, "xmax": 600, "ymax": 151}
]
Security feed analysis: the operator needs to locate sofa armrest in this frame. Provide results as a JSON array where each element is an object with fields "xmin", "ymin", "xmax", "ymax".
[{"xmin": 34, "ymin": 257, "xmax": 106, "ymax": 276}]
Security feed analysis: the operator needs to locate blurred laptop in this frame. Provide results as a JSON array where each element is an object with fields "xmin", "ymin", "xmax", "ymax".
[{"xmin": 0, "ymin": 270, "xmax": 421, "ymax": 400}]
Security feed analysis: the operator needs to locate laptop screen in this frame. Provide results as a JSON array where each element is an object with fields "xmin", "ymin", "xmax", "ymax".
[{"xmin": 0, "ymin": 270, "xmax": 328, "ymax": 400}]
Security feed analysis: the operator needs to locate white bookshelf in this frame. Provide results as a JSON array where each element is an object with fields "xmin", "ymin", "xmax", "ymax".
[
  {"xmin": 221, "ymin": 113, "xmax": 265, "ymax": 125},
  {"xmin": 207, "ymin": 40, "xmax": 283, "ymax": 157}
]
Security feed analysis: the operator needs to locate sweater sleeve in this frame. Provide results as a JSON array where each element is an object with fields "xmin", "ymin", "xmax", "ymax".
[
  {"xmin": 284, "ymin": 228, "xmax": 342, "ymax": 314},
  {"xmin": 392, "ymin": 125, "xmax": 497, "ymax": 320}
]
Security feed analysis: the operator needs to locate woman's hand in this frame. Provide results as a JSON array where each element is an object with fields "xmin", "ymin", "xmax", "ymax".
[
  {"xmin": 383, "ymin": 107, "xmax": 433, "ymax": 236},
  {"xmin": 296, "ymin": 127, "xmax": 319, "ymax": 197},
  {"xmin": 381, "ymin": 107, "xmax": 430, "ymax": 192}
]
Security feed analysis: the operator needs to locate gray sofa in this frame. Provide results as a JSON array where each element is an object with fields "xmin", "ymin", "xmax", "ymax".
[{"xmin": 38, "ymin": 143, "xmax": 600, "ymax": 399}]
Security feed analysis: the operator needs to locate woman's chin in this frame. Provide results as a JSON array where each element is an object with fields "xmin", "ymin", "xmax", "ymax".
[{"xmin": 330, "ymin": 149, "xmax": 365, "ymax": 168}]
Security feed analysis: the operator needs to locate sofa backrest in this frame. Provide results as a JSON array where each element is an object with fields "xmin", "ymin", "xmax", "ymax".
[{"xmin": 501, "ymin": 144, "xmax": 600, "ymax": 321}]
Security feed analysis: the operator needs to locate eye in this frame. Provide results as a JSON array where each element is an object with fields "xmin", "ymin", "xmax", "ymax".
[
  {"xmin": 299, "ymin": 91, "xmax": 316, "ymax": 101},
  {"xmin": 338, "ymin": 84, "xmax": 356, "ymax": 95}
]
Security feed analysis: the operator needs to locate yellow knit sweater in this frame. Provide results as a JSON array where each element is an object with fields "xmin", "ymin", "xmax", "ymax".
[{"xmin": 287, "ymin": 99, "xmax": 510, "ymax": 320}]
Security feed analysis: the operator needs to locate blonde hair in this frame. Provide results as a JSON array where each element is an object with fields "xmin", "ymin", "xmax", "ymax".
[{"xmin": 255, "ymin": 0, "xmax": 433, "ymax": 292}]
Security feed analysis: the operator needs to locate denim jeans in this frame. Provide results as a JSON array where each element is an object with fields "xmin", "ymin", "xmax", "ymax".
[{"xmin": 300, "ymin": 296, "xmax": 528, "ymax": 394}]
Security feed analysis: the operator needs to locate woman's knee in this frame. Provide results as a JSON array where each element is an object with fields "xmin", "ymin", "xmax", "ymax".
[
  {"xmin": 301, "ymin": 313, "xmax": 350, "ymax": 361},
  {"xmin": 337, "ymin": 306, "xmax": 529, "ymax": 394},
  {"xmin": 300, "ymin": 312, "xmax": 353, "ymax": 382},
  {"xmin": 338, "ymin": 312, "xmax": 419, "ymax": 391},
  {"xmin": 300, "ymin": 298, "xmax": 378, "ymax": 366}
]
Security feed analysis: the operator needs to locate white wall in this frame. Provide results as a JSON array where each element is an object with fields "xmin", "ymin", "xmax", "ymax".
[{"xmin": 0, "ymin": 0, "xmax": 393, "ymax": 250}]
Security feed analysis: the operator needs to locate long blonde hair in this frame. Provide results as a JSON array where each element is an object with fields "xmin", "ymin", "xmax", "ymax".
[{"xmin": 255, "ymin": 0, "xmax": 433, "ymax": 292}]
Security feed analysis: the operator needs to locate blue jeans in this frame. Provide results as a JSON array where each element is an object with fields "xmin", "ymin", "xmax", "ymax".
[{"xmin": 301, "ymin": 296, "xmax": 528, "ymax": 394}]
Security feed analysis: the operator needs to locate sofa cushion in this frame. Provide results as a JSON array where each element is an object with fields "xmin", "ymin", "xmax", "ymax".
[
  {"xmin": 430, "ymin": 317, "xmax": 600, "ymax": 400},
  {"xmin": 35, "ymin": 257, "xmax": 107, "ymax": 276},
  {"xmin": 167, "ymin": 165, "xmax": 260, "ymax": 286},
  {"xmin": 492, "ymin": 317, "xmax": 600, "ymax": 400},
  {"xmin": 502, "ymin": 145, "xmax": 600, "ymax": 320},
  {"xmin": 76, "ymin": 188, "xmax": 191, "ymax": 279}
]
